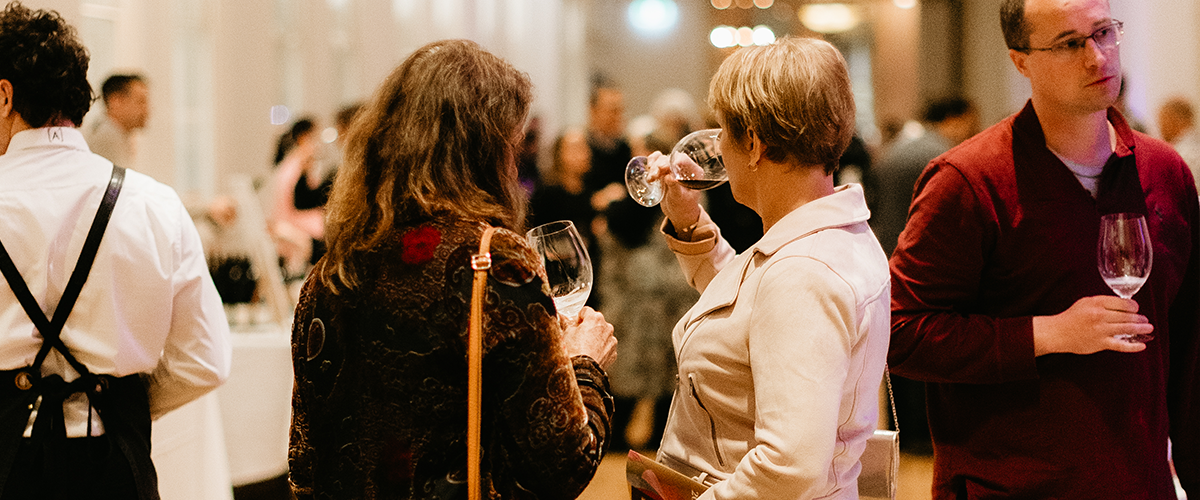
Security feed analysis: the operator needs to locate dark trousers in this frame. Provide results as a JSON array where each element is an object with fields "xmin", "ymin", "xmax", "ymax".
[{"xmin": 0, "ymin": 435, "xmax": 139, "ymax": 500}]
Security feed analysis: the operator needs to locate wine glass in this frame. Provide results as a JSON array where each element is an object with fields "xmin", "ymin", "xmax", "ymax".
[
  {"xmin": 625, "ymin": 128, "xmax": 727, "ymax": 207},
  {"xmin": 1097, "ymin": 212, "xmax": 1153, "ymax": 342},
  {"xmin": 526, "ymin": 220, "xmax": 593, "ymax": 319}
]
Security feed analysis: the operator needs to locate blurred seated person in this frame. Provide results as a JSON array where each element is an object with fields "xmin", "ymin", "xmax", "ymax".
[{"xmin": 189, "ymin": 193, "xmax": 258, "ymax": 309}]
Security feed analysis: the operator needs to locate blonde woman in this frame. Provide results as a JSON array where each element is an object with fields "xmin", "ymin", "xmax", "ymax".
[{"xmin": 650, "ymin": 36, "xmax": 890, "ymax": 499}]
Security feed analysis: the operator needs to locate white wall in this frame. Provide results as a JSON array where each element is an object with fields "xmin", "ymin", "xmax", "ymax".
[
  {"xmin": 20, "ymin": 0, "xmax": 586, "ymax": 202},
  {"xmin": 1112, "ymin": 0, "xmax": 1200, "ymax": 135},
  {"xmin": 14, "ymin": 0, "xmax": 1200, "ymax": 200}
]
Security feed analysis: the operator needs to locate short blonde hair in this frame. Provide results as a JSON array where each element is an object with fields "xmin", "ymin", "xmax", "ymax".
[{"xmin": 708, "ymin": 36, "xmax": 856, "ymax": 174}]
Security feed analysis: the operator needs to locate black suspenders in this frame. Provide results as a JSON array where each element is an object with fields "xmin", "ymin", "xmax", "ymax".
[
  {"xmin": 0, "ymin": 165, "xmax": 125, "ymax": 379},
  {"xmin": 0, "ymin": 165, "xmax": 159, "ymax": 499}
]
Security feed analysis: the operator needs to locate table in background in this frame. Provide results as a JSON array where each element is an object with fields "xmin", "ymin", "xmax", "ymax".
[{"xmin": 151, "ymin": 321, "xmax": 293, "ymax": 499}]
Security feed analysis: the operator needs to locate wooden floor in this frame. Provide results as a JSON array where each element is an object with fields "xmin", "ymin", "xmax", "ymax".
[{"xmin": 579, "ymin": 451, "xmax": 936, "ymax": 500}]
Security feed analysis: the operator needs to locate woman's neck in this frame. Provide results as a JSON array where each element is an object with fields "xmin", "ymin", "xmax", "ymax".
[{"xmin": 752, "ymin": 162, "xmax": 835, "ymax": 232}]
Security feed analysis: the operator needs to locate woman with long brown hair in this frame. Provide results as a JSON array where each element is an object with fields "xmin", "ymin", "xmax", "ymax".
[{"xmin": 288, "ymin": 39, "xmax": 618, "ymax": 499}]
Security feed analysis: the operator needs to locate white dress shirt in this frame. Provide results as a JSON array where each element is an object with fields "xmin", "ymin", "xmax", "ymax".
[
  {"xmin": 0, "ymin": 126, "xmax": 231, "ymax": 437},
  {"xmin": 657, "ymin": 184, "xmax": 891, "ymax": 500}
]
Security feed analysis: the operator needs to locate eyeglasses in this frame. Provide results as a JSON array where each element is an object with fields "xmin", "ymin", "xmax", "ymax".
[{"xmin": 1017, "ymin": 20, "xmax": 1124, "ymax": 59}]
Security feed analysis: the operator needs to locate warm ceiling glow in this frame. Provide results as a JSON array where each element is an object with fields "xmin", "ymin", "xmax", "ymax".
[
  {"xmin": 799, "ymin": 3, "xmax": 861, "ymax": 33},
  {"xmin": 894, "ymin": 0, "xmax": 917, "ymax": 8},
  {"xmin": 628, "ymin": 0, "xmax": 679, "ymax": 36},
  {"xmin": 321, "ymin": 127, "xmax": 338, "ymax": 144},
  {"xmin": 754, "ymin": 0, "xmax": 774, "ymax": 7},
  {"xmin": 712, "ymin": 25, "xmax": 776, "ymax": 48},
  {"xmin": 736, "ymin": 26, "xmax": 754, "ymax": 46},
  {"xmin": 270, "ymin": 105, "xmax": 290, "ymax": 125},
  {"xmin": 711, "ymin": 0, "xmax": 732, "ymax": 9},
  {"xmin": 752, "ymin": 25, "xmax": 776, "ymax": 45},
  {"xmin": 735, "ymin": 0, "xmax": 753, "ymax": 8},
  {"xmin": 710, "ymin": 26, "xmax": 736, "ymax": 47}
]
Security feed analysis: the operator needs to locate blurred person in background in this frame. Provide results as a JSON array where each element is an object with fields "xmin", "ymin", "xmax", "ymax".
[
  {"xmin": 527, "ymin": 128, "xmax": 603, "ymax": 312},
  {"xmin": 650, "ymin": 36, "xmax": 890, "ymax": 498},
  {"xmin": 602, "ymin": 88, "xmax": 703, "ymax": 453},
  {"xmin": 871, "ymin": 96, "xmax": 979, "ymax": 257},
  {"xmin": 0, "ymin": 3, "xmax": 230, "ymax": 497},
  {"xmin": 516, "ymin": 115, "xmax": 542, "ymax": 195},
  {"xmin": 84, "ymin": 73, "xmax": 149, "ymax": 168},
  {"xmin": 1157, "ymin": 96, "xmax": 1200, "ymax": 187},
  {"xmin": 583, "ymin": 79, "xmax": 632, "ymax": 196},
  {"xmin": 269, "ymin": 117, "xmax": 325, "ymax": 279},
  {"xmin": 528, "ymin": 128, "xmax": 599, "ymax": 255},
  {"xmin": 289, "ymin": 39, "xmax": 617, "ymax": 500},
  {"xmin": 889, "ymin": 0, "xmax": 1200, "ymax": 497},
  {"xmin": 868, "ymin": 96, "xmax": 979, "ymax": 457}
]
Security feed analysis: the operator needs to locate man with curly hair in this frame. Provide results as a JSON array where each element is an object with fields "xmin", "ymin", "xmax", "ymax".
[{"xmin": 0, "ymin": 3, "xmax": 231, "ymax": 499}]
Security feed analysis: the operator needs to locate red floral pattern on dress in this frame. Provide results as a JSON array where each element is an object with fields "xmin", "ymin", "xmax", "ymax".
[{"xmin": 400, "ymin": 226, "xmax": 441, "ymax": 265}]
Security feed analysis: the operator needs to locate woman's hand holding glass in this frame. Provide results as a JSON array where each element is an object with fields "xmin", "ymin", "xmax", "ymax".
[
  {"xmin": 626, "ymin": 128, "xmax": 729, "ymax": 236},
  {"xmin": 642, "ymin": 151, "xmax": 704, "ymax": 233},
  {"xmin": 560, "ymin": 307, "xmax": 617, "ymax": 369}
]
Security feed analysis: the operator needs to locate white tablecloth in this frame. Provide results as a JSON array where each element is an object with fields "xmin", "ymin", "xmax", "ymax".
[
  {"xmin": 151, "ymin": 322, "xmax": 293, "ymax": 499},
  {"xmin": 218, "ymin": 324, "xmax": 294, "ymax": 485},
  {"xmin": 152, "ymin": 392, "xmax": 234, "ymax": 500}
]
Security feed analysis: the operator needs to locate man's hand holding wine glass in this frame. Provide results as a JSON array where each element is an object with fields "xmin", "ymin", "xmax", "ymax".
[{"xmin": 1032, "ymin": 296, "xmax": 1151, "ymax": 356}]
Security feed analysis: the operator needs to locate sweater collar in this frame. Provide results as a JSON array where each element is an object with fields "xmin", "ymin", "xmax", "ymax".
[{"xmin": 1013, "ymin": 100, "xmax": 1136, "ymax": 158}]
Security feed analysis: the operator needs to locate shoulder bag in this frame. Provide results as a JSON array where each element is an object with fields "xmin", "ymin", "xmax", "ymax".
[{"xmin": 467, "ymin": 226, "xmax": 497, "ymax": 500}]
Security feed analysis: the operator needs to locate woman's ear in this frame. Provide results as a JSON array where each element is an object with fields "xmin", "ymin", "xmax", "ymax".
[{"xmin": 746, "ymin": 129, "xmax": 764, "ymax": 169}]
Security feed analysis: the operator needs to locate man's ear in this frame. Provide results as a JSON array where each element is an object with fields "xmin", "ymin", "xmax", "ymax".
[
  {"xmin": 0, "ymin": 80, "xmax": 13, "ymax": 118},
  {"xmin": 1009, "ymin": 49, "xmax": 1031, "ymax": 78}
]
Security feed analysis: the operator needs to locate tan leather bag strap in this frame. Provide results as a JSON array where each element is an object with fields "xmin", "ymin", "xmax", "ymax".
[{"xmin": 468, "ymin": 226, "xmax": 497, "ymax": 500}]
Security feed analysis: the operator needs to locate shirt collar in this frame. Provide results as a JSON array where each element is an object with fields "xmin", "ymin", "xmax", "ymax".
[
  {"xmin": 5, "ymin": 126, "xmax": 90, "ymax": 155},
  {"xmin": 750, "ymin": 183, "xmax": 871, "ymax": 256}
]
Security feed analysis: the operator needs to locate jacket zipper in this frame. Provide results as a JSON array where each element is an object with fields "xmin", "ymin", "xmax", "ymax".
[{"xmin": 688, "ymin": 374, "xmax": 726, "ymax": 467}]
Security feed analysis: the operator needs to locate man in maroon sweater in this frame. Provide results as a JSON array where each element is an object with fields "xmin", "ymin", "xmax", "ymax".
[{"xmin": 889, "ymin": 0, "xmax": 1200, "ymax": 498}]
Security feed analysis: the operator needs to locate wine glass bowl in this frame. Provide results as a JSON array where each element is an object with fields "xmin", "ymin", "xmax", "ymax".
[
  {"xmin": 526, "ymin": 220, "xmax": 593, "ymax": 319},
  {"xmin": 625, "ymin": 128, "xmax": 727, "ymax": 207},
  {"xmin": 1097, "ymin": 212, "xmax": 1153, "ymax": 342}
]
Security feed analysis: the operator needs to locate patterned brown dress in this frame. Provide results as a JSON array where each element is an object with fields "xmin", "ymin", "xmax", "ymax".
[{"xmin": 289, "ymin": 216, "xmax": 614, "ymax": 499}]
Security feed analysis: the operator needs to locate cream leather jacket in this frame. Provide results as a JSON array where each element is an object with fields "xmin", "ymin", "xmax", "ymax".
[{"xmin": 657, "ymin": 184, "xmax": 891, "ymax": 500}]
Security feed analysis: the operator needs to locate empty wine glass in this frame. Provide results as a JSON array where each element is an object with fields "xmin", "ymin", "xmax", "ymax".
[
  {"xmin": 526, "ymin": 220, "xmax": 593, "ymax": 319},
  {"xmin": 625, "ymin": 128, "xmax": 727, "ymax": 207},
  {"xmin": 1097, "ymin": 212, "xmax": 1153, "ymax": 342}
]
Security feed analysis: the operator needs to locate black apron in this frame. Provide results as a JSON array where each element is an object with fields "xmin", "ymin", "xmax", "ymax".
[{"xmin": 0, "ymin": 166, "xmax": 158, "ymax": 500}]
